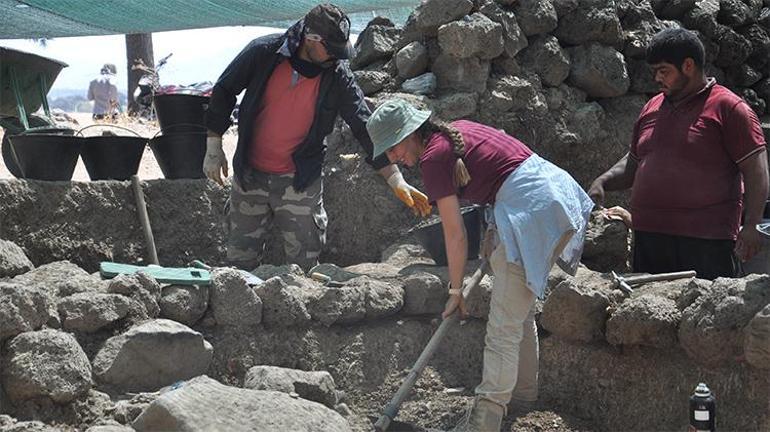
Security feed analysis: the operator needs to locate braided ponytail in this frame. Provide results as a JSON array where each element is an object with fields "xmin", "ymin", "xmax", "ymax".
[{"xmin": 419, "ymin": 118, "xmax": 470, "ymax": 188}]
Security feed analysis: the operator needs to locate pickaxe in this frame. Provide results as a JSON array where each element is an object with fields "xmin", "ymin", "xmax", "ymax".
[{"xmin": 610, "ymin": 270, "xmax": 697, "ymax": 294}]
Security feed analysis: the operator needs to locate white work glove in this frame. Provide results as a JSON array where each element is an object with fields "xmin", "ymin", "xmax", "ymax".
[
  {"xmin": 203, "ymin": 135, "xmax": 228, "ymax": 186},
  {"xmin": 386, "ymin": 171, "xmax": 432, "ymax": 217}
]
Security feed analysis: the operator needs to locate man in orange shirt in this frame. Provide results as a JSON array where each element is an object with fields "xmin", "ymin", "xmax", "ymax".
[{"xmin": 204, "ymin": 4, "xmax": 430, "ymax": 271}]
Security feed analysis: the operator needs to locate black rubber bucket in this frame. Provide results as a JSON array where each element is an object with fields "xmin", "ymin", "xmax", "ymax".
[
  {"xmin": 149, "ymin": 132, "xmax": 206, "ymax": 179},
  {"xmin": 80, "ymin": 136, "xmax": 148, "ymax": 180},
  {"xmin": 153, "ymin": 94, "xmax": 209, "ymax": 134},
  {"xmin": 411, "ymin": 206, "xmax": 483, "ymax": 266},
  {"xmin": 6, "ymin": 133, "xmax": 83, "ymax": 181},
  {"xmin": 2, "ymin": 125, "xmax": 75, "ymax": 178}
]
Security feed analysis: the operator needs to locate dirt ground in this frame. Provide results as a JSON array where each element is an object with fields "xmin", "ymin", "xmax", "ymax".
[
  {"xmin": 0, "ymin": 112, "xmax": 238, "ymax": 181},
  {"xmin": 354, "ymin": 366, "xmax": 596, "ymax": 432}
]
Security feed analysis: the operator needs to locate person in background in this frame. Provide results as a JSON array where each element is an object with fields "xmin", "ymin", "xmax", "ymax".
[
  {"xmin": 87, "ymin": 63, "xmax": 119, "ymax": 120},
  {"xmin": 366, "ymin": 99, "xmax": 594, "ymax": 431},
  {"xmin": 203, "ymin": 3, "xmax": 430, "ymax": 271},
  {"xmin": 588, "ymin": 28, "xmax": 769, "ymax": 279}
]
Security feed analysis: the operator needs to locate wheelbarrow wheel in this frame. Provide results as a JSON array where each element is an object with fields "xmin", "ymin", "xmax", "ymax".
[{"xmin": 1, "ymin": 114, "xmax": 56, "ymax": 178}]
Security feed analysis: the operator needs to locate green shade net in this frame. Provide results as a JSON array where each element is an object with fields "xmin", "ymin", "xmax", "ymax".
[{"xmin": 0, "ymin": 0, "xmax": 420, "ymax": 39}]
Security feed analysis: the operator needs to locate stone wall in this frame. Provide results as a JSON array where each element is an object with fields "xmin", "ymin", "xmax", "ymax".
[
  {"xmin": 0, "ymin": 244, "xmax": 767, "ymax": 431},
  {"xmin": 350, "ymin": 0, "xmax": 770, "ymax": 188}
]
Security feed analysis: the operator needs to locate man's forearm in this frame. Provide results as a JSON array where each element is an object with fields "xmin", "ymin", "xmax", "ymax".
[
  {"xmin": 740, "ymin": 150, "xmax": 769, "ymax": 225},
  {"xmin": 596, "ymin": 154, "xmax": 637, "ymax": 192}
]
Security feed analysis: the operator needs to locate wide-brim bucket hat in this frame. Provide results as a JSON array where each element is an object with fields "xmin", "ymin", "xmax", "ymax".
[{"xmin": 368, "ymin": 99, "xmax": 431, "ymax": 158}]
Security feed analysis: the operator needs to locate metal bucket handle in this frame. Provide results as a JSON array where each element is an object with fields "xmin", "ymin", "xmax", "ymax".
[{"xmin": 75, "ymin": 123, "xmax": 143, "ymax": 138}]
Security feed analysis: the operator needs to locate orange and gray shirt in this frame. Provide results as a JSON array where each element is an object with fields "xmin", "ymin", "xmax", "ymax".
[{"xmin": 248, "ymin": 60, "xmax": 321, "ymax": 174}]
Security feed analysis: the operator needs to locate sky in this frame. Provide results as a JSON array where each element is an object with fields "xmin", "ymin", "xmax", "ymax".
[
  {"xmin": 0, "ymin": 4, "xmax": 414, "ymax": 99},
  {"xmin": 0, "ymin": 26, "xmax": 284, "ymax": 96}
]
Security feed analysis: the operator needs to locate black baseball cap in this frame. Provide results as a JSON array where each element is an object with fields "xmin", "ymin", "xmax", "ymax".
[{"xmin": 304, "ymin": 3, "xmax": 355, "ymax": 60}]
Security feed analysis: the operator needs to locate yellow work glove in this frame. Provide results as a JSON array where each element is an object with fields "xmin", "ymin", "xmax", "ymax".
[{"xmin": 386, "ymin": 171, "xmax": 432, "ymax": 217}]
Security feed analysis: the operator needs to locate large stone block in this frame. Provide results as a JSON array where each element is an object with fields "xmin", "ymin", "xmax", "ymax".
[
  {"xmin": 518, "ymin": 35, "xmax": 570, "ymax": 87},
  {"xmin": 554, "ymin": 0, "xmax": 623, "ymax": 47},
  {"xmin": 2, "ymin": 329, "xmax": 92, "ymax": 403},
  {"xmin": 0, "ymin": 282, "xmax": 49, "ymax": 341},
  {"xmin": 58, "ymin": 292, "xmax": 131, "ymax": 332},
  {"xmin": 478, "ymin": 1, "xmax": 528, "ymax": 57},
  {"xmin": 437, "ymin": 13, "xmax": 504, "ymax": 60},
  {"xmin": 132, "ymin": 376, "xmax": 351, "ymax": 432},
  {"xmin": 606, "ymin": 294, "xmax": 681, "ymax": 347},
  {"xmin": 208, "ymin": 268, "xmax": 262, "ymax": 326},
  {"xmin": 432, "ymin": 55, "xmax": 491, "ymax": 93},
  {"xmin": 541, "ymin": 279, "xmax": 611, "ymax": 342},
  {"xmin": 513, "ymin": 0, "xmax": 558, "ymax": 36},
  {"xmin": 0, "ymin": 239, "xmax": 33, "ymax": 278},
  {"xmin": 567, "ymin": 43, "xmax": 630, "ymax": 98},
  {"xmin": 679, "ymin": 275, "xmax": 770, "ymax": 367},
  {"xmin": 93, "ymin": 319, "xmax": 213, "ymax": 392}
]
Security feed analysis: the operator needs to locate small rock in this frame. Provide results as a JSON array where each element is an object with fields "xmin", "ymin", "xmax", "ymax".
[
  {"xmin": 252, "ymin": 263, "xmax": 304, "ymax": 281},
  {"xmin": 244, "ymin": 365, "xmax": 338, "ymax": 408},
  {"xmin": 159, "ymin": 284, "xmax": 209, "ymax": 326}
]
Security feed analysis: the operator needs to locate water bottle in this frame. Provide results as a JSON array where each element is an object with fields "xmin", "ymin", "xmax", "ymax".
[{"xmin": 689, "ymin": 382, "xmax": 716, "ymax": 432}]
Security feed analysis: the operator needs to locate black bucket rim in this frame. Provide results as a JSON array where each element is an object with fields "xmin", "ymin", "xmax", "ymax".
[
  {"xmin": 410, "ymin": 206, "xmax": 483, "ymax": 266},
  {"xmin": 7, "ymin": 133, "xmax": 83, "ymax": 181},
  {"xmin": 153, "ymin": 93, "xmax": 209, "ymax": 134}
]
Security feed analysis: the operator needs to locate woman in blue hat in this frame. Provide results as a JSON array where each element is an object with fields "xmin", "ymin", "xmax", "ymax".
[{"xmin": 367, "ymin": 99, "xmax": 594, "ymax": 430}]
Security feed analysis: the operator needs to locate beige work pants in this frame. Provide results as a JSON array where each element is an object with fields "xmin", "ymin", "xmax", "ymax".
[
  {"xmin": 476, "ymin": 231, "xmax": 573, "ymax": 406},
  {"xmin": 474, "ymin": 243, "xmax": 538, "ymax": 406}
]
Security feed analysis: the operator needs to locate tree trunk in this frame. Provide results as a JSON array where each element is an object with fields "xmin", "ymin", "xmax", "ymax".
[{"xmin": 125, "ymin": 33, "xmax": 154, "ymax": 114}]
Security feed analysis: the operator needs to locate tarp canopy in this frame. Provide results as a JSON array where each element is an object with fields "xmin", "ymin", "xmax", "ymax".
[{"xmin": 0, "ymin": 0, "xmax": 419, "ymax": 39}]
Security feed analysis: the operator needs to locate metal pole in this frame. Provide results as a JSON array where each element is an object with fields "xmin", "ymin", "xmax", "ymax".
[
  {"xmin": 374, "ymin": 260, "xmax": 489, "ymax": 431},
  {"xmin": 131, "ymin": 175, "xmax": 159, "ymax": 265}
]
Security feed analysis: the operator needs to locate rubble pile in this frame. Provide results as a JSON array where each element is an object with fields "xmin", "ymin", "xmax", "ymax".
[
  {"xmin": 0, "ymin": 240, "xmax": 767, "ymax": 431},
  {"xmin": 350, "ymin": 0, "xmax": 770, "ymax": 191}
]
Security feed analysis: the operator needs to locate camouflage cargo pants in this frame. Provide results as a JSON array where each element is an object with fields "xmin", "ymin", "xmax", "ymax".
[{"xmin": 225, "ymin": 168, "xmax": 327, "ymax": 271}]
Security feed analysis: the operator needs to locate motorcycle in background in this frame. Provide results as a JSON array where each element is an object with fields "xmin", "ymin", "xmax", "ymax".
[{"xmin": 131, "ymin": 53, "xmax": 172, "ymax": 120}]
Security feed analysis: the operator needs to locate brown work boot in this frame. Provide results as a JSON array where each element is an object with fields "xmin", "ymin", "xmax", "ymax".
[{"xmin": 452, "ymin": 397, "xmax": 506, "ymax": 432}]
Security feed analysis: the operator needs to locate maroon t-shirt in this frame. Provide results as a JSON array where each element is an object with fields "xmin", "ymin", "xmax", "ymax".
[
  {"xmin": 419, "ymin": 120, "xmax": 533, "ymax": 204},
  {"xmin": 630, "ymin": 81, "xmax": 767, "ymax": 240}
]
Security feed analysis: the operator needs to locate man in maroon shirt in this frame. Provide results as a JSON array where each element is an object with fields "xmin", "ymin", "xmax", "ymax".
[{"xmin": 589, "ymin": 28, "xmax": 768, "ymax": 279}]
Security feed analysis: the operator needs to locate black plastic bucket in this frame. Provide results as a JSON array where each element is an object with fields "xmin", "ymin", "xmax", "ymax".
[
  {"xmin": 6, "ymin": 133, "xmax": 83, "ymax": 181},
  {"xmin": 2, "ymin": 125, "xmax": 75, "ymax": 178},
  {"xmin": 411, "ymin": 206, "xmax": 483, "ymax": 266},
  {"xmin": 153, "ymin": 94, "xmax": 209, "ymax": 134},
  {"xmin": 149, "ymin": 132, "xmax": 206, "ymax": 179},
  {"xmin": 80, "ymin": 136, "xmax": 148, "ymax": 180}
]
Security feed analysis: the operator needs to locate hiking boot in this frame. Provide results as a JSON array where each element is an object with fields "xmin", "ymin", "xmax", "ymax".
[{"xmin": 452, "ymin": 397, "xmax": 506, "ymax": 432}]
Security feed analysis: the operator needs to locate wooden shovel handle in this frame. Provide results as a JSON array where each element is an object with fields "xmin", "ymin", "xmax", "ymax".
[{"xmin": 131, "ymin": 175, "xmax": 159, "ymax": 265}]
